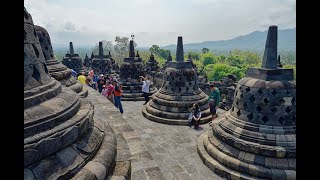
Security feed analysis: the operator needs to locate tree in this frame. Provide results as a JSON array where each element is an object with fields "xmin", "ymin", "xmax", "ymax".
[
  {"xmin": 227, "ymin": 55, "xmax": 245, "ymax": 68},
  {"xmin": 114, "ymin": 36, "xmax": 137, "ymax": 64},
  {"xmin": 201, "ymin": 52, "xmax": 217, "ymax": 66},
  {"xmin": 149, "ymin": 45, "xmax": 170, "ymax": 60},
  {"xmin": 204, "ymin": 63, "xmax": 244, "ymax": 81},
  {"xmin": 149, "ymin": 45, "xmax": 161, "ymax": 55},
  {"xmin": 185, "ymin": 51, "xmax": 200, "ymax": 60},
  {"xmin": 202, "ymin": 48, "xmax": 209, "ymax": 54}
]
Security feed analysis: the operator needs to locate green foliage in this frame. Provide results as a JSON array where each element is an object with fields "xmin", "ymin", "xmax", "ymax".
[
  {"xmin": 149, "ymin": 45, "xmax": 170, "ymax": 60},
  {"xmin": 226, "ymin": 55, "xmax": 245, "ymax": 68},
  {"xmin": 204, "ymin": 63, "xmax": 244, "ymax": 81},
  {"xmin": 202, "ymin": 48, "xmax": 209, "ymax": 54},
  {"xmin": 201, "ymin": 52, "xmax": 217, "ymax": 66},
  {"xmin": 185, "ymin": 51, "xmax": 200, "ymax": 60}
]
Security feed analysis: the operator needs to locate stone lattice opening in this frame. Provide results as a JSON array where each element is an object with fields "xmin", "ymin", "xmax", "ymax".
[
  {"xmin": 247, "ymin": 113, "xmax": 253, "ymax": 120},
  {"xmin": 32, "ymin": 44, "xmax": 40, "ymax": 58},
  {"xmin": 43, "ymin": 63, "xmax": 49, "ymax": 74},
  {"xmin": 271, "ymin": 89, "xmax": 278, "ymax": 96},
  {"xmin": 237, "ymin": 109, "xmax": 241, "ymax": 116},
  {"xmin": 243, "ymin": 102, "xmax": 247, "ymax": 110},
  {"xmin": 258, "ymin": 88, "xmax": 263, "ymax": 95},
  {"xmin": 285, "ymin": 90, "xmax": 291, "ymax": 95},
  {"xmin": 271, "ymin": 107, "xmax": 278, "ymax": 113},
  {"xmin": 278, "ymin": 117, "xmax": 285, "ymax": 125},
  {"xmin": 240, "ymin": 93, "xmax": 244, "ymax": 99},
  {"xmin": 262, "ymin": 116, "xmax": 268, "ymax": 123},
  {"xmin": 249, "ymin": 95, "xmax": 255, "ymax": 102},
  {"xmin": 285, "ymin": 106, "xmax": 292, "ymax": 113},
  {"xmin": 291, "ymin": 98, "xmax": 296, "ymax": 104},
  {"xmin": 45, "ymin": 46, "xmax": 49, "ymax": 50},
  {"xmin": 279, "ymin": 99, "xmax": 285, "ymax": 105},
  {"xmin": 32, "ymin": 65, "xmax": 41, "ymax": 82},
  {"xmin": 236, "ymin": 100, "xmax": 239, "ymax": 106},
  {"xmin": 245, "ymin": 87, "xmax": 250, "ymax": 92},
  {"xmin": 256, "ymin": 106, "xmax": 262, "ymax": 113},
  {"xmin": 263, "ymin": 98, "xmax": 270, "ymax": 104}
]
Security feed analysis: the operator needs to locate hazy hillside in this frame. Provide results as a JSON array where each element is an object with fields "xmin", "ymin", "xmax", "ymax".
[{"xmin": 162, "ymin": 28, "xmax": 296, "ymax": 51}]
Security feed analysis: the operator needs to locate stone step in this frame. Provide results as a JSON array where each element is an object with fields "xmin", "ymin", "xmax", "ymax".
[
  {"xmin": 197, "ymin": 132, "xmax": 296, "ymax": 180},
  {"xmin": 148, "ymin": 100, "xmax": 209, "ymax": 113}
]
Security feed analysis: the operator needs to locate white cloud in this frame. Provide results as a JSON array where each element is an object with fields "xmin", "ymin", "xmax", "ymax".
[{"xmin": 25, "ymin": 0, "xmax": 295, "ymax": 47}]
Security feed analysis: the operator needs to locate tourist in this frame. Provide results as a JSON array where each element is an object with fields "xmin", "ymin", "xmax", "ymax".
[
  {"xmin": 88, "ymin": 69, "xmax": 94, "ymax": 79},
  {"xmin": 101, "ymin": 85, "xmax": 108, "ymax": 97},
  {"xmin": 209, "ymin": 99, "xmax": 217, "ymax": 122},
  {"xmin": 71, "ymin": 69, "xmax": 77, "ymax": 78},
  {"xmin": 85, "ymin": 76, "xmax": 93, "ymax": 87},
  {"xmin": 188, "ymin": 103, "xmax": 202, "ymax": 129},
  {"xmin": 208, "ymin": 84, "xmax": 221, "ymax": 108},
  {"xmin": 92, "ymin": 73, "xmax": 98, "ymax": 90},
  {"xmin": 140, "ymin": 75, "xmax": 152, "ymax": 105},
  {"xmin": 113, "ymin": 81, "xmax": 124, "ymax": 114},
  {"xmin": 96, "ymin": 74, "xmax": 106, "ymax": 93},
  {"xmin": 77, "ymin": 72, "xmax": 86, "ymax": 85},
  {"xmin": 107, "ymin": 81, "xmax": 115, "ymax": 104}
]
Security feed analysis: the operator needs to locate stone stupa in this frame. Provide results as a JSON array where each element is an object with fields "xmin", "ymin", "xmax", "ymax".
[
  {"xmin": 34, "ymin": 25, "xmax": 88, "ymax": 97},
  {"xmin": 61, "ymin": 42, "xmax": 84, "ymax": 73},
  {"xmin": 83, "ymin": 53, "xmax": 90, "ymax": 69},
  {"xmin": 119, "ymin": 39, "xmax": 156, "ymax": 101},
  {"xmin": 91, "ymin": 42, "xmax": 113, "ymax": 75},
  {"xmin": 142, "ymin": 36, "xmax": 211, "ymax": 125},
  {"xmin": 24, "ymin": 7, "xmax": 120, "ymax": 179},
  {"xmin": 197, "ymin": 26, "xmax": 296, "ymax": 179}
]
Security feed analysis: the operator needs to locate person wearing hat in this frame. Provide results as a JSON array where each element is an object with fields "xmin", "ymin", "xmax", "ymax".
[
  {"xmin": 96, "ymin": 74, "xmax": 106, "ymax": 94},
  {"xmin": 106, "ymin": 81, "xmax": 115, "ymax": 104}
]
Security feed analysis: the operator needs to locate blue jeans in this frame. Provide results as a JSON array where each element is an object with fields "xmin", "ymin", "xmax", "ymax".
[{"xmin": 114, "ymin": 96, "xmax": 123, "ymax": 114}]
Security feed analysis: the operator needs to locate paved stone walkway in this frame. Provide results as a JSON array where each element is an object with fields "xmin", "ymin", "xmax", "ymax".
[{"xmin": 120, "ymin": 101, "xmax": 225, "ymax": 180}]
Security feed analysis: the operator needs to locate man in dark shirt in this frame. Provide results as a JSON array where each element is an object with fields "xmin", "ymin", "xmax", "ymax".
[{"xmin": 96, "ymin": 74, "xmax": 106, "ymax": 94}]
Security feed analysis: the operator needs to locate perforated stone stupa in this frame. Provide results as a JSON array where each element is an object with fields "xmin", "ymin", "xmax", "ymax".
[
  {"xmin": 197, "ymin": 26, "xmax": 296, "ymax": 180},
  {"xmin": 24, "ymin": 7, "xmax": 121, "ymax": 179},
  {"xmin": 83, "ymin": 53, "xmax": 90, "ymax": 69},
  {"xmin": 142, "ymin": 36, "xmax": 211, "ymax": 125},
  {"xmin": 91, "ymin": 42, "xmax": 113, "ymax": 75},
  {"xmin": 34, "ymin": 25, "xmax": 88, "ymax": 97},
  {"xmin": 120, "ymin": 39, "xmax": 156, "ymax": 101},
  {"xmin": 61, "ymin": 42, "xmax": 84, "ymax": 73}
]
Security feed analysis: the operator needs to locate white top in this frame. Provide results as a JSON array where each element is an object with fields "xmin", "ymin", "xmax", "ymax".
[{"xmin": 142, "ymin": 80, "xmax": 151, "ymax": 93}]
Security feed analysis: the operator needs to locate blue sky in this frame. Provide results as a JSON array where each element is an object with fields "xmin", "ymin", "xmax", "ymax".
[{"xmin": 25, "ymin": 0, "xmax": 295, "ymax": 47}]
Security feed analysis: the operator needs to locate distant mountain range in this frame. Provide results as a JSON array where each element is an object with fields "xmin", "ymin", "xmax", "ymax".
[
  {"xmin": 53, "ymin": 28, "xmax": 295, "ymax": 52},
  {"xmin": 161, "ymin": 28, "xmax": 296, "ymax": 51}
]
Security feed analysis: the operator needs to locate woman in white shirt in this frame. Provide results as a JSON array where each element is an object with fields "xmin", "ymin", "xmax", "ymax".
[{"xmin": 140, "ymin": 76, "xmax": 152, "ymax": 105}]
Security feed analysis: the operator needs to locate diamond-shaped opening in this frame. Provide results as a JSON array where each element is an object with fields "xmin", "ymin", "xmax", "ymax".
[
  {"xmin": 236, "ymin": 100, "xmax": 239, "ymax": 105},
  {"xmin": 263, "ymin": 98, "xmax": 270, "ymax": 104},
  {"xmin": 34, "ymin": 29, "xmax": 38, "ymax": 38},
  {"xmin": 236, "ymin": 110, "xmax": 241, "ymax": 116},
  {"xmin": 189, "ymin": 82, "xmax": 192, "ymax": 85},
  {"xmin": 245, "ymin": 87, "xmax": 250, "ymax": 92},
  {"xmin": 271, "ymin": 107, "xmax": 278, "ymax": 113},
  {"xmin": 285, "ymin": 90, "xmax": 291, "ymax": 95},
  {"xmin": 171, "ymin": 87, "xmax": 175, "ymax": 92},
  {"xmin": 247, "ymin": 113, "xmax": 253, "ymax": 120},
  {"xmin": 285, "ymin": 106, "xmax": 292, "ymax": 113},
  {"xmin": 24, "ymin": 10, "xmax": 29, "ymax": 19},
  {"xmin": 271, "ymin": 89, "xmax": 278, "ymax": 96},
  {"xmin": 24, "ymin": 30, "xmax": 27, "ymax": 40},
  {"xmin": 279, "ymin": 99, "xmax": 285, "ymax": 105},
  {"xmin": 179, "ymin": 77, "xmax": 182, "ymax": 81},
  {"xmin": 278, "ymin": 117, "xmax": 285, "ymax": 125},
  {"xmin": 32, "ymin": 44, "xmax": 40, "ymax": 58},
  {"xmin": 45, "ymin": 45, "xmax": 49, "ymax": 50},
  {"xmin": 258, "ymin": 88, "xmax": 263, "ymax": 95},
  {"xmin": 43, "ymin": 63, "xmax": 49, "ymax": 74},
  {"xmin": 32, "ymin": 65, "xmax": 41, "ymax": 82},
  {"xmin": 232, "ymin": 106, "xmax": 235, "ymax": 112},
  {"xmin": 240, "ymin": 93, "xmax": 244, "ymax": 99},
  {"xmin": 291, "ymin": 98, "xmax": 296, "ymax": 104},
  {"xmin": 262, "ymin": 116, "xmax": 268, "ymax": 123},
  {"xmin": 249, "ymin": 95, "xmax": 255, "ymax": 102},
  {"xmin": 186, "ymin": 87, "xmax": 189, "ymax": 91},
  {"xmin": 256, "ymin": 106, "xmax": 262, "ymax": 113},
  {"xmin": 178, "ymin": 87, "xmax": 182, "ymax": 92},
  {"xmin": 243, "ymin": 102, "xmax": 247, "ymax": 109}
]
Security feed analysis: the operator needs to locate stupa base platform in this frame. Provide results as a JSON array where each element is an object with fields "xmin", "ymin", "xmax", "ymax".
[
  {"xmin": 197, "ymin": 115, "xmax": 296, "ymax": 180},
  {"xmin": 142, "ymin": 102, "xmax": 212, "ymax": 125}
]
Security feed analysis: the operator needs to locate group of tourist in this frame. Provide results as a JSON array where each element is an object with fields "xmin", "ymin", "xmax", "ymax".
[
  {"xmin": 76, "ymin": 69, "xmax": 124, "ymax": 114},
  {"xmin": 188, "ymin": 84, "xmax": 220, "ymax": 129}
]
